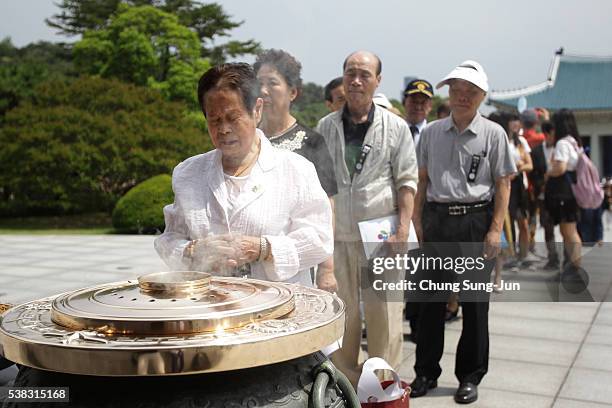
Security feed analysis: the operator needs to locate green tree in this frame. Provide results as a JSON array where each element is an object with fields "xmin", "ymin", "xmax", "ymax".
[
  {"xmin": 293, "ymin": 82, "xmax": 324, "ymax": 110},
  {"xmin": 74, "ymin": 5, "xmax": 209, "ymax": 105},
  {"xmin": 0, "ymin": 76, "xmax": 211, "ymax": 216},
  {"xmin": 46, "ymin": 0, "xmax": 260, "ymax": 65},
  {"xmin": 390, "ymin": 98, "xmax": 405, "ymax": 117},
  {"xmin": 428, "ymin": 95, "xmax": 447, "ymax": 122},
  {"xmin": 290, "ymin": 82, "xmax": 328, "ymax": 128},
  {"xmin": 46, "ymin": 0, "xmax": 121, "ymax": 35},
  {"xmin": 0, "ymin": 38, "xmax": 75, "ymax": 117},
  {"xmin": 0, "ymin": 37, "xmax": 18, "ymax": 59},
  {"xmin": 291, "ymin": 102, "xmax": 328, "ymax": 129}
]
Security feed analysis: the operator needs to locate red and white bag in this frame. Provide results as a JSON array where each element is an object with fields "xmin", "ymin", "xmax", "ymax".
[{"xmin": 358, "ymin": 358, "xmax": 410, "ymax": 408}]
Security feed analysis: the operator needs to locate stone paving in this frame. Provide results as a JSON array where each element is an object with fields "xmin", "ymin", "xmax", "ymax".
[
  {"xmin": 0, "ymin": 229, "xmax": 611, "ymax": 407},
  {"xmin": 0, "ymin": 235, "xmax": 167, "ymax": 305}
]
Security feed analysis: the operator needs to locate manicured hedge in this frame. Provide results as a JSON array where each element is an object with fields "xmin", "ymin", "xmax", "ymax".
[{"xmin": 112, "ymin": 174, "xmax": 172, "ymax": 234}]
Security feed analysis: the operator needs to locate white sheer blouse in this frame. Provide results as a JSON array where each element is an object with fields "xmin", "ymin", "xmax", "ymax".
[{"xmin": 154, "ymin": 130, "xmax": 333, "ymax": 286}]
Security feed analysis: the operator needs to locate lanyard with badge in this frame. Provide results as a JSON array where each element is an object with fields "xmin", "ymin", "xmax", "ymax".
[
  {"xmin": 354, "ymin": 144, "xmax": 371, "ymax": 175},
  {"xmin": 467, "ymin": 154, "xmax": 481, "ymax": 183},
  {"xmin": 467, "ymin": 138, "xmax": 489, "ymax": 183}
]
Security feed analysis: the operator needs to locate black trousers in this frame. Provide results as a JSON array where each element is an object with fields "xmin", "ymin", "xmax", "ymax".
[
  {"xmin": 414, "ymin": 202, "xmax": 495, "ymax": 385},
  {"xmin": 538, "ymin": 199, "xmax": 560, "ymax": 263}
]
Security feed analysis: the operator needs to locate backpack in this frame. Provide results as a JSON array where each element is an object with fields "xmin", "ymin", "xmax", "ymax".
[{"xmin": 566, "ymin": 137, "xmax": 604, "ymax": 209}]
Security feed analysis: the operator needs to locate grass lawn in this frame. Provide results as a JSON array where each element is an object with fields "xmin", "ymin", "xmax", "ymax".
[{"xmin": 0, "ymin": 213, "xmax": 115, "ymax": 234}]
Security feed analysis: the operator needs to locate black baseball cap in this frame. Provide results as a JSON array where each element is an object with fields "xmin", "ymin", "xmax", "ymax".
[{"xmin": 403, "ymin": 79, "xmax": 434, "ymax": 98}]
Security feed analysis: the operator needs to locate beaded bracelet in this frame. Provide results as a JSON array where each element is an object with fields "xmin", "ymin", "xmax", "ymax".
[
  {"xmin": 258, "ymin": 237, "xmax": 272, "ymax": 262},
  {"xmin": 258, "ymin": 237, "xmax": 268, "ymax": 262}
]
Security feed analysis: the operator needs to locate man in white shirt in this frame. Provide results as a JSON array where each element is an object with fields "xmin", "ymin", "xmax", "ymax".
[
  {"xmin": 403, "ymin": 79, "xmax": 434, "ymax": 147},
  {"xmin": 410, "ymin": 61, "xmax": 515, "ymax": 404}
]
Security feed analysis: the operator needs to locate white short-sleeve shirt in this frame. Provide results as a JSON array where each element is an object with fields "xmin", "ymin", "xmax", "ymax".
[
  {"xmin": 553, "ymin": 136, "xmax": 579, "ymax": 171},
  {"xmin": 509, "ymin": 135, "xmax": 531, "ymax": 166},
  {"xmin": 417, "ymin": 113, "xmax": 516, "ymax": 203}
]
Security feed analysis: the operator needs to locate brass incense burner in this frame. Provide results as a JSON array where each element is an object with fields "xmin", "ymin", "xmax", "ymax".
[{"xmin": 0, "ymin": 271, "xmax": 345, "ymax": 377}]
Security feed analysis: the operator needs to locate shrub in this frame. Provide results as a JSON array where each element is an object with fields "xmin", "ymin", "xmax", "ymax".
[
  {"xmin": 0, "ymin": 76, "xmax": 211, "ymax": 216},
  {"xmin": 112, "ymin": 174, "xmax": 172, "ymax": 234}
]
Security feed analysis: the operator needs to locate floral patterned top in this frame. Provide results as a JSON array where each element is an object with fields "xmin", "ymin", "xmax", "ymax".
[{"xmin": 268, "ymin": 122, "xmax": 338, "ymax": 196}]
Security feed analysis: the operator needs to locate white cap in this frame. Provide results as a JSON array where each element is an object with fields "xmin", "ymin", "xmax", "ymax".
[
  {"xmin": 436, "ymin": 60, "xmax": 489, "ymax": 93},
  {"xmin": 373, "ymin": 93, "xmax": 392, "ymax": 109}
]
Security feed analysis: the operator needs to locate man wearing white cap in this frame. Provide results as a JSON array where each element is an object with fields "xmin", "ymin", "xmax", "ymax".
[{"xmin": 409, "ymin": 61, "xmax": 515, "ymax": 404}]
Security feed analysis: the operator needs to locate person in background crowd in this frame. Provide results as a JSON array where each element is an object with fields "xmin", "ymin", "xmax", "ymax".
[
  {"xmin": 373, "ymin": 92, "xmax": 403, "ymax": 116},
  {"xmin": 437, "ymin": 101, "xmax": 451, "ymax": 119},
  {"xmin": 486, "ymin": 111, "xmax": 515, "ymax": 291},
  {"xmin": 402, "ymin": 79, "xmax": 434, "ymax": 147},
  {"xmin": 604, "ymin": 178, "xmax": 612, "ymax": 230},
  {"xmin": 324, "ymin": 76, "xmax": 345, "ymax": 112},
  {"xmin": 530, "ymin": 120, "xmax": 560, "ymax": 268},
  {"xmin": 402, "ymin": 80, "xmax": 457, "ymax": 340},
  {"xmin": 506, "ymin": 114, "xmax": 533, "ymax": 267},
  {"xmin": 491, "ymin": 220, "xmax": 513, "ymax": 292},
  {"xmin": 535, "ymin": 107, "xmax": 550, "ymax": 122},
  {"xmin": 254, "ymin": 49, "xmax": 338, "ymax": 292},
  {"xmin": 520, "ymin": 108, "xmax": 545, "ymax": 149},
  {"xmin": 521, "ymin": 108, "xmax": 545, "ymax": 254},
  {"xmin": 576, "ymin": 157, "xmax": 604, "ymax": 245},
  {"xmin": 545, "ymin": 109, "xmax": 583, "ymax": 272},
  {"xmin": 410, "ymin": 60, "xmax": 514, "ymax": 404},
  {"xmin": 316, "ymin": 50, "xmax": 418, "ymax": 386},
  {"xmin": 578, "ymin": 200, "xmax": 604, "ymax": 246},
  {"xmin": 155, "ymin": 63, "xmax": 333, "ymax": 287}
]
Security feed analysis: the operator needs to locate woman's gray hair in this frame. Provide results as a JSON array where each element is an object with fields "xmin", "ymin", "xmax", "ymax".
[{"xmin": 197, "ymin": 63, "xmax": 259, "ymax": 117}]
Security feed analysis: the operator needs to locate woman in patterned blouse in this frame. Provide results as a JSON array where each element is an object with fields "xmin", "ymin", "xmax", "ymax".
[{"xmin": 254, "ymin": 49, "xmax": 338, "ymax": 292}]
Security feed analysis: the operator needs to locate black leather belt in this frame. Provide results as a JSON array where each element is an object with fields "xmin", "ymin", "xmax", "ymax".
[{"xmin": 427, "ymin": 201, "xmax": 491, "ymax": 216}]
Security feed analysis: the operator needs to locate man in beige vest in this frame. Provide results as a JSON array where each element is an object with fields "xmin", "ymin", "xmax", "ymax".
[{"xmin": 316, "ymin": 50, "xmax": 418, "ymax": 385}]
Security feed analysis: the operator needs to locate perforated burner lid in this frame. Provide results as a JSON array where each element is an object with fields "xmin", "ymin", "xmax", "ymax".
[{"xmin": 51, "ymin": 271, "xmax": 295, "ymax": 335}]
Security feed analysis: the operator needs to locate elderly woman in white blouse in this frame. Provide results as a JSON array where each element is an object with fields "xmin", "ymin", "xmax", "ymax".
[{"xmin": 155, "ymin": 63, "xmax": 333, "ymax": 286}]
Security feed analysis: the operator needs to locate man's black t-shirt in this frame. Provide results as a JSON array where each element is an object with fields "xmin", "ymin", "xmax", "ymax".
[{"xmin": 342, "ymin": 104, "xmax": 374, "ymax": 178}]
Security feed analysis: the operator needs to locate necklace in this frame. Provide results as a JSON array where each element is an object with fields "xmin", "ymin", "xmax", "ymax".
[
  {"xmin": 267, "ymin": 120, "xmax": 298, "ymax": 141},
  {"xmin": 225, "ymin": 145, "xmax": 261, "ymax": 177}
]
